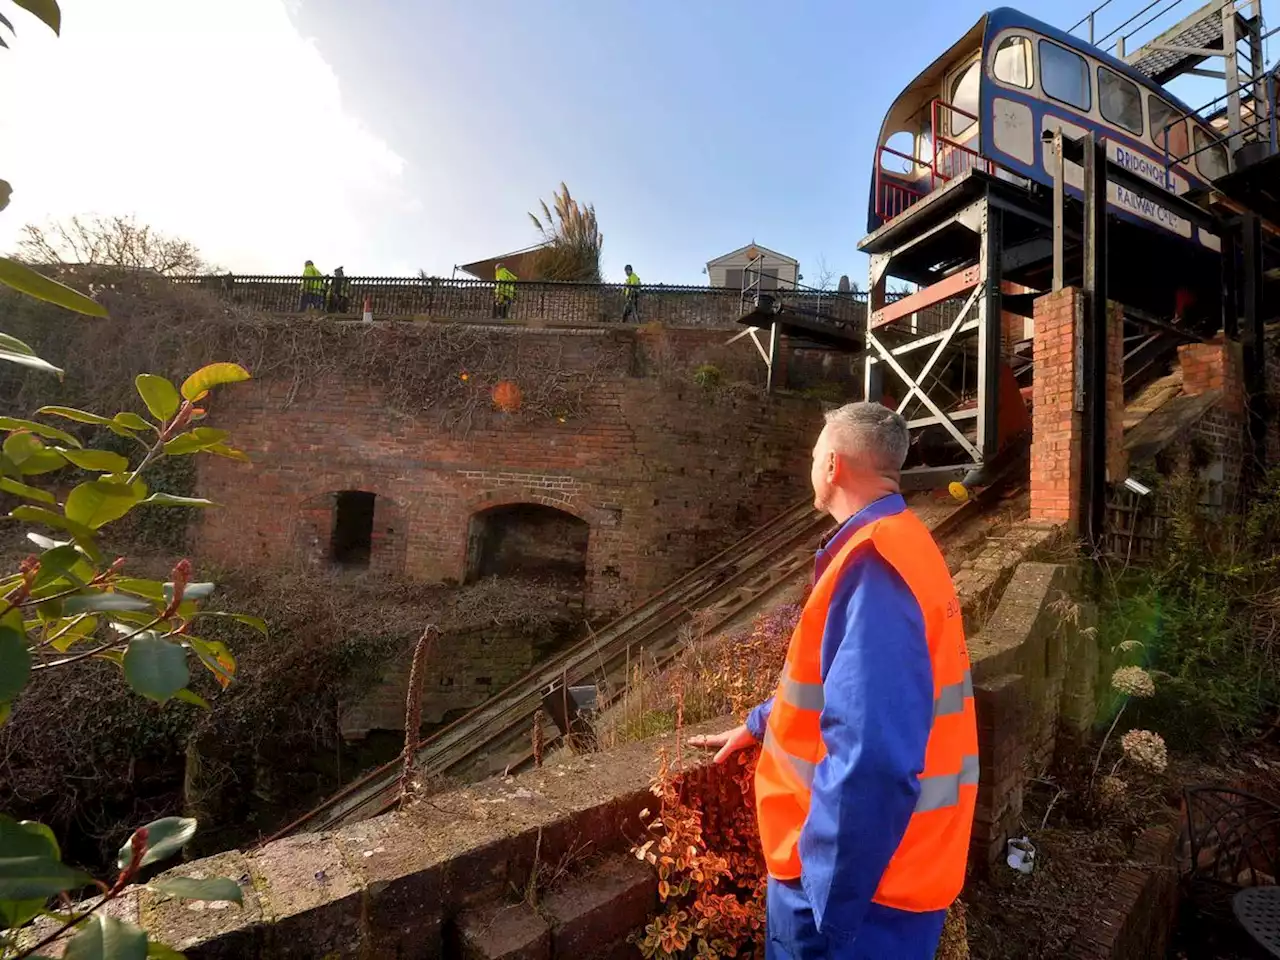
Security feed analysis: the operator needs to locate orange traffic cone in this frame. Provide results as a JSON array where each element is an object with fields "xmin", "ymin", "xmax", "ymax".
[{"xmin": 362, "ymin": 295, "xmax": 373, "ymax": 323}]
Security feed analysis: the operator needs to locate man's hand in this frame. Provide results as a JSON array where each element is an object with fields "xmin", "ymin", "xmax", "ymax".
[{"xmin": 688, "ymin": 724, "xmax": 757, "ymax": 764}]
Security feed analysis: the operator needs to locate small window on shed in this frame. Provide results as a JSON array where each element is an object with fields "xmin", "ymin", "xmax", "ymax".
[
  {"xmin": 1193, "ymin": 126, "xmax": 1229, "ymax": 180},
  {"xmin": 1149, "ymin": 96, "xmax": 1189, "ymax": 159},
  {"xmin": 1040, "ymin": 40, "xmax": 1091, "ymax": 111},
  {"xmin": 331, "ymin": 490, "xmax": 375, "ymax": 568},
  {"xmin": 993, "ymin": 35, "xmax": 1032, "ymax": 88},
  {"xmin": 1098, "ymin": 66, "xmax": 1142, "ymax": 134},
  {"xmin": 723, "ymin": 267, "xmax": 744, "ymax": 290}
]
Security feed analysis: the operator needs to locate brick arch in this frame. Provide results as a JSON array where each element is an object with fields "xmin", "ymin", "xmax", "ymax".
[
  {"xmin": 459, "ymin": 494, "xmax": 594, "ymax": 585},
  {"xmin": 293, "ymin": 485, "xmax": 408, "ymax": 575}
]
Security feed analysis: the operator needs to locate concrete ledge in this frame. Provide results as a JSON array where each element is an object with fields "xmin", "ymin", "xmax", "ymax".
[{"xmin": 20, "ymin": 720, "xmax": 733, "ymax": 959}]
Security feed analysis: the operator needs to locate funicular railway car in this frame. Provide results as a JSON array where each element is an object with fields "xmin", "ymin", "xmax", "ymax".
[
  {"xmin": 870, "ymin": 6, "xmax": 1228, "ymax": 251},
  {"xmin": 863, "ymin": 5, "xmax": 1261, "ymax": 488}
]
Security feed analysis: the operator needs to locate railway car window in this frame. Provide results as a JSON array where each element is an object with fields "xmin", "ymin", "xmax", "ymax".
[
  {"xmin": 993, "ymin": 35, "xmax": 1032, "ymax": 88},
  {"xmin": 1039, "ymin": 40, "xmax": 1091, "ymax": 111},
  {"xmin": 1148, "ymin": 96, "xmax": 1190, "ymax": 159},
  {"xmin": 1193, "ymin": 126, "xmax": 1229, "ymax": 179},
  {"xmin": 948, "ymin": 60, "xmax": 981, "ymax": 139},
  {"xmin": 881, "ymin": 131, "xmax": 918, "ymax": 172},
  {"xmin": 1097, "ymin": 66, "xmax": 1142, "ymax": 134}
]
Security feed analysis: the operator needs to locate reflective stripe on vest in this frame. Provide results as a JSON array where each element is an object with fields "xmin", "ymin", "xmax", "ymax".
[{"xmin": 754, "ymin": 506, "xmax": 979, "ymax": 914}]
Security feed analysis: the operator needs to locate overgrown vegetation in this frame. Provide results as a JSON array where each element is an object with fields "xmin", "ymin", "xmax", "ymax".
[
  {"xmin": 528, "ymin": 183, "xmax": 603, "ymax": 283},
  {"xmin": 1094, "ymin": 468, "xmax": 1280, "ymax": 745},
  {"xmin": 0, "ymin": 276, "xmax": 627, "ymax": 436},
  {"xmin": 597, "ymin": 605, "xmax": 798, "ymax": 751}
]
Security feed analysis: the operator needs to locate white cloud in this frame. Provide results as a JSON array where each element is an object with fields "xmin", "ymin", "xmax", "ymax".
[{"xmin": 0, "ymin": 0, "xmax": 409, "ymax": 272}]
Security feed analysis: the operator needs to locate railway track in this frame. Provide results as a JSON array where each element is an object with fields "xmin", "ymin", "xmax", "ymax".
[{"xmin": 266, "ymin": 493, "xmax": 971, "ymax": 841}]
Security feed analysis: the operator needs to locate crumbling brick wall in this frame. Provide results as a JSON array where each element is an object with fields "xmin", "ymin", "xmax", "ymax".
[{"xmin": 196, "ymin": 326, "xmax": 836, "ymax": 617}]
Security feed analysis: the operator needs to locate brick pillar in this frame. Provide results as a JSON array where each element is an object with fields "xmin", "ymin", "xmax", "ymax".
[
  {"xmin": 1031, "ymin": 288, "xmax": 1125, "ymax": 530},
  {"xmin": 1178, "ymin": 335, "xmax": 1245, "ymax": 416}
]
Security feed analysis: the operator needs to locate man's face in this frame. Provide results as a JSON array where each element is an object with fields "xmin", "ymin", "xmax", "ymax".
[{"xmin": 810, "ymin": 426, "xmax": 836, "ymax": 513}]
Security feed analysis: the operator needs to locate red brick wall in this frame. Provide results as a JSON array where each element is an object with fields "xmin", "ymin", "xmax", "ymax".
[
  {"xmin": 1179, "ymin": 336, "xmax": 1245, "ymax": 416},
  {"xmin": 1030, "ymin": 289, "xmax": 1125, "ymax": 529},
  {"xmin": 196, "ymin": 327, "xmax": 829, "ymax": 617},
  {"xmin": 1031, "ymin": 289, "xmax": 1082, "ymax": 526}
]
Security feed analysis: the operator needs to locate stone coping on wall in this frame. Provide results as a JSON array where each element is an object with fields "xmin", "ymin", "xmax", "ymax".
[{"xmin": 19, "ymin": 719, "xmax": 735, "ymax": 959}]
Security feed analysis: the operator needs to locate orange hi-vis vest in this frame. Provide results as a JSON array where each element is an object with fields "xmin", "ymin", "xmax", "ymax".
[{"xmin": 755, "ymin": 507, "xmax": 978, "ymax": 913}]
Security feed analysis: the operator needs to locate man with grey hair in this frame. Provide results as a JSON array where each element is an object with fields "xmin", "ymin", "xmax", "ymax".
[{"xmin": 692, "ymin": 401, "xmax": 977, "ymax": 959}]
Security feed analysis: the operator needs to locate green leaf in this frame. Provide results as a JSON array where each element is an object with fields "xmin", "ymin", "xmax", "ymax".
[
  {"xmin": 0, "ymin": 416, "xmax": 81, "ymax": 447},
  {"xmin": 165, "ymin": 582, "xmax": 214, "ymax": 602},
  {"xmin": 0, "ymin": 349, "xmax": 63, "ymax": 377},
  {"xmin": 0, "ymin": 856, "xmax": 91, "ymax": 899},
  {"xmin": 149, "ymin": 876, "xmax": 242, "ymax": 905},
  {"xmin": 123, "ymin": 634, "xmax": 189, "ymax": 703},
  {"xmin": 180, "ymin": 363, "xmax": 250, "ymax": 401},
  {"xmin": 173, "ymin": 688, "xmax": 210, "ymax": 709},
  {"xmin": 114, "ymin": 578, "xmax": 167, "ymax": 602},
  {"xmin": 36, "ymin": 406, "xmax": 116, "ymax": 427},
  {"xmin": 117, "ymin": 817, "xmax": 196, "ymax": 871},
  {"xmin": 31, "ymin": 544, "xmax": 84, "ymax": 587},
  {"xmin": 0, "ymin": 816, "xmax": 60, "ymax": 859},
  {"xmin": 162, "ymin": 428, "xmax": 229, "ymax": 456},
  {"xmin": 113, "ymin": 412, "xmax": 153, "ymax": 432},
  {"xmin": 57, "ymin": 448, "xmax": 130, "ymax": 473},
  {"xmin": 0, "ymin": 475, "xmax": 56, "ymax": 505},
  {"xmin": 0, "ymin": 627, "xmax": 31, "ymax": 702},
  {"xmin": 139, "ymin": 493, "xmax": 216, "ymax": 509},
  {"xmin": 134, "ymin": 374, "xmax": 180, "ymax": 421},
  {"xmin": 0, "ymin": 179, "xmax": 10, "ymax": 211},
  {"xmin": 12, "ymin": 0, "xmax": 61, "ymax": 36},
  {"xmin": 0, "ymin": 701, "xmax": 10, "ymax": 727},
  {"xmin": 0, "ymin": 257, "xmax": 104, "ymax": 316},
  {"xmin": 0, "ymin": 332, "xmax": 36, "ymax": 356},
  {"xmin": 64, "ymin": 914, "xmax": 148, "ymax": 960},
  {"xmin": 65, "ymin": 479, "xmax": 142, "ymax": 528},
  {"xmin": 11, "ymin": 505, "xmax": 97, "ymax": 542},
  {"xmin": 4, "ymin": 432, "xmax": 47, "ymax": 467},
  {"xmin": 195, "ymin": 612, "xmax": 268, "ymax": 636},
  {"xmin": 61, "ymin": 593, "xmax": 151, "ymax": 614},
  {"xmin": 187, "ymin": 638, "xmax": 235, "ymax": 687},
  {"xmin": 47, "ymin": 615, "xmax": 97, "ymax": 653},
  {"xmin": 147, "ymin": 943, "xmax": 188, "ymax": 960}
]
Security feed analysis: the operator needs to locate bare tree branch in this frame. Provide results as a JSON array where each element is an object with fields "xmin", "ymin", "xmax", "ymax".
[{"xmin": 14, "ymin": 214, "xmax": 212, "ymax": 276}]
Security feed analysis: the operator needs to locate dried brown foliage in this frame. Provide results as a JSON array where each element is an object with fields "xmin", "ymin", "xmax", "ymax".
[
  {"xmin": 0, "ymin": 274, "xmax": 628, "ymax": 434},
  {"xmin": 598, "ymin": 604, "xmax": 799, "ymax": 749}
]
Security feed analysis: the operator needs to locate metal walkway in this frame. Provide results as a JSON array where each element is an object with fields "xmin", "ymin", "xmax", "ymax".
[{"xmin": 266, "ymin": 494, "xmax": 970, "ymax": 840}]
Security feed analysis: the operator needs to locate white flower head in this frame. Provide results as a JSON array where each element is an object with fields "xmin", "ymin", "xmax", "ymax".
[
  {"xmin": 1111, "ymin": 666, "xmax": 1156, "ymax": 698},
  {"xmin": 1121, "ymin": 729, "xmax": 1168, "ymax": 773}
]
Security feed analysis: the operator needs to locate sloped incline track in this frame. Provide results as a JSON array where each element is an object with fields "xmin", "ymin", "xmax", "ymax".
[{"xmin": 266, "ymin": 494, "xmax": 969, "ymax": 840}]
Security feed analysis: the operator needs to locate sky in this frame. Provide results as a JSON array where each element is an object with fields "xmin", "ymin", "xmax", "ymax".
[{"xmin": 0, "ymin": 0, "xmax": 1268, "ymax": 285}]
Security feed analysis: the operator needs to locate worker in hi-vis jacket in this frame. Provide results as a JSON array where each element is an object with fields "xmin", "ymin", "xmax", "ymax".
[{"xmin": 691, "ymin": 401, "xmax": 978, "ymax": 959}]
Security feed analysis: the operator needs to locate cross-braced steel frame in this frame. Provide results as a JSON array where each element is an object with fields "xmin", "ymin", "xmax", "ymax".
[{"xmin": 863, "ymin": 193, "xmax": 1007, "ymax": 491}]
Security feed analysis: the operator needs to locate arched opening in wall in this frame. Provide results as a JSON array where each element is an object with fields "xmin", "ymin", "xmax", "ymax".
[
  {"xmin": 465, "ymin": 503, "xmax": 590, "ymax": 591},
  {"xmin": 331, "ymin": 491, "xmax": 376, "ymax": 568}
]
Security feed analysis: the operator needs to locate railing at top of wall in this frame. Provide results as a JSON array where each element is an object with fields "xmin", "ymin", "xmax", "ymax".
[{"xmin": 167, "ymin": 274, "xmax": 874, "ymax": 331}]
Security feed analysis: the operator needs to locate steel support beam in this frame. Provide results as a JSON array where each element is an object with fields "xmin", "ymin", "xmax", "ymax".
[
  {"xmin": 1052, "ymin": 130, "xmax": 1066, "ymax": 292},
  {"xmin": 1242, "ymin": 211, "xmax": 1267, "ymax": 477},
  {"xmin": 1081, "ymin": 134, "xmax": 1109, "ymax": 547},
  {"xmin": 977, "ymin": 200, "xmax": 1003, "ymax": 460}
]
